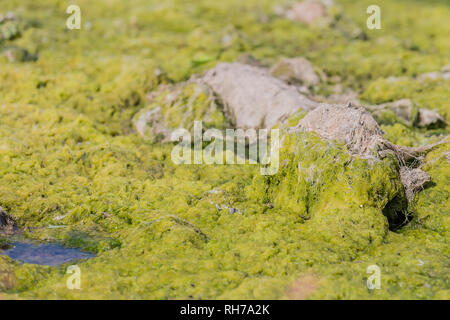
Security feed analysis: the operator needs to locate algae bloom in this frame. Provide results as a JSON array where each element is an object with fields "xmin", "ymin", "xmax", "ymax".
[{"xmin": 0, "ymin": 0, "xmax": 448, "ymax": 300}]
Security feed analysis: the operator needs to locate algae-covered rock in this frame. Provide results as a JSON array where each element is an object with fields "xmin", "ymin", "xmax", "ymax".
[
  {"xmin": 367, "ymin": 99, "xmax": 417, "ymax": 126},
  {"xmin": 0, "ymin": 12, "xmax": 21, "ymax": 42},
  {"xmin": 416, "ymin": 108, "xmax": 446, "ymax": 129},
  {"xmin": 417, "ymin": 65, "xmax": 450, "ymax": 81},
  {"xmin": 270, "ymin": 57, "xmax": 323, "ymax": 87},
  {"xmin": 259, "ymin": 103, "xmax": 446, "ymax": 244},
  {"xmin": 250, "ymin": 130, "xmax": 398, "ymax": 252},
  {"xmin": 1, "ymin": 46, "xmax": 37, "ymax": 63},
  {"xmin": 367, "ymin": 99, "xmax": 446, "ymax": 129},
  {"xmin": 133, "ymin": 81, "xmax": 228, "ymax": 142},
  {"xmin": 0, "ymin": 12, "xmax": 17, "ymax": 24},
  {"xmin": 135, "ymin": 62, "xmax": 319, "ymax": 140},
  {"xmin": 0, "ymin": 13, "xmax": 36, "ymax": 63},
  {"xmin": 295, "ymin": 103, "xmax": 447, "ymax": 164}
]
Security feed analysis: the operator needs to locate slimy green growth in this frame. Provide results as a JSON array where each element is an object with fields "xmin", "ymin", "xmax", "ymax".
[{"xmin": 0, "ymin": 0, "xmax": 448, "ymax": 299}]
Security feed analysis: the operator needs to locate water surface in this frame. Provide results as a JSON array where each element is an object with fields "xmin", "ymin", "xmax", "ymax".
[{"xmin": 0, "ymin": 242, "xmax": 95, "ymax": 266}]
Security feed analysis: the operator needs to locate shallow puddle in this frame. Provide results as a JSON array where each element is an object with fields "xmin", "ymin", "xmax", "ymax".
[{"xmin": 0, "ymin": 242, "xmax": 95, "ymax": 266}]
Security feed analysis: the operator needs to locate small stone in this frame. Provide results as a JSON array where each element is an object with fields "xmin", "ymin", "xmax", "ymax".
[
  {"xmin": 270, "ymin": 57, "xmax": 321, "ymax": 86},
  {"xmin": 284, "ymin": 1, "xmax": 327, "ymax": 25},
  {"xmin": 418, "ymin": 72, "xmax": 441, "ymax": 81},
  {"xmin": 2, "ymin": 46, "xmax": 36, "ymax": 63},
  {"xmin": 368, "ymin": 99, "xmax": 415, "ymax": 125},
  {"xmin": 236, "ymin": 53, "xmax": 265, "ymax": 68},
  {"xmin": 416, "ymin": 108, "xmax": 446, "ymax": 129},
  {"xmin": 418, "ymin": 67, "xmax": 450, "ymax": 81}
]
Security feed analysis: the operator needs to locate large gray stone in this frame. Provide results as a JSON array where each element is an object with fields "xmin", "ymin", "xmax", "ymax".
[{"xmin": 202, "ymin": 62, "xmax": 318, "ymax": 129}]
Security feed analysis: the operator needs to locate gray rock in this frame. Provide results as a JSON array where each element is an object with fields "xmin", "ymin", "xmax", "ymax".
[
  {"xmin": 416, "ymin": 108, "xmax": 446, "ymax": 129},
  {"xmin": 417, "ymin": 66, "xmax": 450, "ymax": 81},
  {"xmin": 366, "ymin": 99, "xmax": 446, "ymax": 129},
  {"xmin": 135, "ymin": 81, "xmax": 224, "ymax": 142},
  {"xmin": 134, "ymin": 106, "xmax": 170, "ymax": 141},
  {"xmin": 294, "ymin": 103, "xmax": 448, "ymax": 163},
  {"xmin": 202, "ymin": 62, "xmax": 318, "ymax": 129},
  {"xmin": 295, "ymin": 103, "xmax": 384, "ymax": 157}
]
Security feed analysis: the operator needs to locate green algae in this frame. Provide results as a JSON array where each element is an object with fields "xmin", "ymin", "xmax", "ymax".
[
  {"xmin": 413, "ymin": 145, "xmax": 450, "ymax": 235},
  {"xmin": 133, "ymin": 82, "xmax": 229, "ymax": 142},
  {"xmin": 361, "ymin": 78, "xmax": 450, "ymax": 123},
  {"xmin": 249, "ymin": 131, "xmax": 401, "ymax": 253},
  {"xmin": 0, "ymin": 0, "xmax": 449, "ymax": 300},
  {"xmin": 0, "ymin": 13, "xmax": 23, "ymax": 42}
]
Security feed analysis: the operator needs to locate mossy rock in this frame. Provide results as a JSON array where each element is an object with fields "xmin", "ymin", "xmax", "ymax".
[
  {"xmin": 133, "ymin": 82, "xmax": 229, "ymax": 142},
  {"xmin": 0, "ymin": 14, "xmax": 22, "ymax": 42},
  {"xmin": 250, "ymin": 131, "xmax": 404, "ymax": 254}
]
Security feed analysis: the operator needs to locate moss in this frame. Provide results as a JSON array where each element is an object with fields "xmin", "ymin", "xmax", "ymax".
[
  {"xmin": 361, "ymin": 78, "xmax": 450, "ymax": 122},
  {"xmin": 382, "ymin": 123, "xmax": 428, "ymax": 147},
  {"xmin": 413, "ymin": 145, "xmax": 450, "ymax": 234},
  {"xmin": 284, "ymin": 111, "xmax": 308, "ymax": 127},
  {"xmin": 250, "ymin": 131, "xmax": 402, "ymax": 255}
]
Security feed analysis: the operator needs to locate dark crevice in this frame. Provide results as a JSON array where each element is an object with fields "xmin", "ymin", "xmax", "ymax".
[{"xmin": 382, "ymin": 195, "xmax": 412, "ymax": 231}]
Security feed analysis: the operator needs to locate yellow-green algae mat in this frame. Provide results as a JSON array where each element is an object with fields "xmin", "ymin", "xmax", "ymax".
[{"xmin": 0, "ymin": 0, "xmax": 449, "ymax": 299}]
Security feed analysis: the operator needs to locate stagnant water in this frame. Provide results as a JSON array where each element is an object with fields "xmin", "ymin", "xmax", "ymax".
[{"xmin": 0, "ymin": 242, "xmax": 95, "ymax": 266}]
